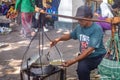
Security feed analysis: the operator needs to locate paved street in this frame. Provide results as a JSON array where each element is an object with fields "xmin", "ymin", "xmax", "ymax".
[{"xmin": 0, "ymin": 15, "xmax": 111, "ymax": 80}]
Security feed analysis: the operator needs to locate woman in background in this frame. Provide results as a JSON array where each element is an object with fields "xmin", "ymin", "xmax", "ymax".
[
  {"xmin": 94, "ymin": 0, "xmax": 114, "ymax": 32},
  {"xmin": 15, "ymin": 0, "xmax": 36, "ymax": 39}
]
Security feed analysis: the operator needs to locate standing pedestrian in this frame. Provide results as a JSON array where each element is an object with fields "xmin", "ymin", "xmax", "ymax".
[
  {"xmin": 100, "ymin": 0, "xmax": 114, "ymax": 18},
  {"xmin": 50, "ymin": 6, "xmax": 106, "ymax": 80},
  {"xmin": 34, "ymin": 0, "xmax": 48, "ymax": 32},
  {"xmin": 15, "ymin": 0, "xmax": 36, "ymax": 39},
  {"xmin": 94, "ymin": 0, "xmax": 114, "ymax": 32}
]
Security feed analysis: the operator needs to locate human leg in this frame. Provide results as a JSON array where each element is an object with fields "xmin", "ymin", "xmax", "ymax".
[
  {"xmin": 77, "ymin": 59, "xmax": 90, "ymax": 80},
  {"xmin": 77, "ymin": 55, "xmax": 104, "ymax": 80},
  {"xmin": 21, "ymin": 12, "xmax": 35, "ymax": 37}
]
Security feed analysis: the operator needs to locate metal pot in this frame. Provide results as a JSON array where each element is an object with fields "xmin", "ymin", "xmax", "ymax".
[{"xmin": 29, "ymin": 63, "xmax": 56, "ymax": 76}]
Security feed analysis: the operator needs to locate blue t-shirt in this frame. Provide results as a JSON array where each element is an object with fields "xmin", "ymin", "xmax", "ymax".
[
  {"xmin": 46, "ymin": 7, "xmax": 58, "ymax": 20},
  {"xmin": 70, "ymin": 22, "xmax": 106, "ymax": 58}
]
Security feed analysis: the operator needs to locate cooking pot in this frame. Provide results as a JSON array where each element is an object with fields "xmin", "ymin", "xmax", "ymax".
[{"xmin": 28, "ymin": 63, "xmax": 56, "ymax": 76}]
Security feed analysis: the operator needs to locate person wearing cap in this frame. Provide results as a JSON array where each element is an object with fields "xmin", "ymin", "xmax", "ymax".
[{"xmin": 50, "ymin": 6, "xmax": 106, "ymax": 80}]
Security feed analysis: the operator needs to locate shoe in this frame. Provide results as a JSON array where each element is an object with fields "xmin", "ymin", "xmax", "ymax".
[
  {"xmin": 34, "ymin": 28, "xmax": 38, "ymax": 32},
  {"xmin": 43, "ymin": 27, "xmax": 48, "ymax": 32}
]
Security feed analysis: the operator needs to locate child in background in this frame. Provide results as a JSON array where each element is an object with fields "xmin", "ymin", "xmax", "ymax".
[
  {"xmin": 45, "ymin": 2, "xmax": 57, "ymax": 27},
  {"xmin": 6, "ymin": 5, "xmax": 17, "ymax": 19},
  {"xmin": 1, "ymin": 1, "xmax": 8, "ymax": 15}
]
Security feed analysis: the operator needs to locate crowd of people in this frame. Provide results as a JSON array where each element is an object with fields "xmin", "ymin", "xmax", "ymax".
[
  {"xmin": 94, "ymin": 0, "xmax": 120, "ymax": 32},
  {"xmin": 0, "ymin": 1, "xmax": 15, "ymax": 34},
  {"xmin": 0, "ymin": 0, "xmax": 57, "ymax": 39},
  {"xmin": 14, "ymin": 0, "xmax": 58, "ymax": 39},
  {"xmin": 1, "ymin": 0, "xmax": 120, "ymax": 38}
]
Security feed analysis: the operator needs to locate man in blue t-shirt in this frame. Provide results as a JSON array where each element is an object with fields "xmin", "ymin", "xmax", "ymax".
[{"xmin": 50, "ymin": 6, "xmax": 106, "ymax": 80}]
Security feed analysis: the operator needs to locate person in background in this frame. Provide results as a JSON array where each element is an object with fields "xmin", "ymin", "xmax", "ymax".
[
  {"xmin": 50, "ymin": 6, "xmax": 106, "ymax": 80},
  {"xmin": 6, "ymin": 5, "xmax": 16, "ymax": 19},
  {"xmin": 0, "ymin": 4, "xmax": 2, "ymax": 14},
  {"xmin": 15, "ymin": 0, "xmax": 36, "ymax": 39},
  {"xmin": 34, "ymin": 0, "xmax": 49, "ymax": 32},
  {"xmin": 1, "ymin": 1, "xmax": 9, "ymax": 15},
  {"xmin": 113, "ymin": 0, "xmax": 120, "ymax": 8},
  {"xmin": 100, "ymin": 0, "xmax": 114, "ymax": 18},
  {"xmin": 112, "ymin": 0, "xmax": 120, "ymax": 39},
  {"xmin": 94, "ymin": 11, "xmax": 112, "ymax": 32},
  {"xmin": 94, "ymin": 0, "xmax": 114, "ymax": 32},
  {"xmin": 45, "ymin": 2, "xmax": 57, "ymax": 28},
  {"xmin": 112, "ymin": 0, "xmax": 120, "ymax": 16}
]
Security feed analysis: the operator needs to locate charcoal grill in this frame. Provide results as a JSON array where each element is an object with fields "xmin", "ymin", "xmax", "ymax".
[{"xmin": 20, "ymin": 63, "xmax": 66, "ymax": 80}]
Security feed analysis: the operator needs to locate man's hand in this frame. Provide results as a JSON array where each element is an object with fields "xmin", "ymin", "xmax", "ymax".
[
  {"xmin": 35, "ymin": 6, "xmax": 41, "ymax": 12},
  {"xmin": 62, "ymin": 59, "xmax": 76, "ymax": 67},
  {"xmin": 50, "ymin": 39, "xmax": 59, "ymax": 47},
  {"xmin": 46, "ymin": 15, "xmax": 52, "ymax": 18},
  {"xmin": 50, "ymin": 34, "xmax": 71, "ymax": 47}
]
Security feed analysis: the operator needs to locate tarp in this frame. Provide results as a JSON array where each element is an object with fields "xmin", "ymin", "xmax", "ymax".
[
  {"xmin": 98, "ymin": 58, "xmax": 120, "ymax": 80},
  {"xmin": 105, "ymin": 32, "xmax": 120, "ymax": 61},
  {"xmin": 98, "ymin": 32, "xmax": 120, "ymax": 80}
]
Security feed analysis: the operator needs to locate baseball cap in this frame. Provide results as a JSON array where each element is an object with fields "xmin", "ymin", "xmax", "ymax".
[{"xmin": 76, "ymin": 6, "xmax": 93, "ymax": 18}]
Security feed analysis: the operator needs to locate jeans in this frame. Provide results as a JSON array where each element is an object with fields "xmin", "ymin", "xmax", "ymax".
[{"xmin": 76, "ymin": 54, "xmax": 105, "ymax": 80}]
